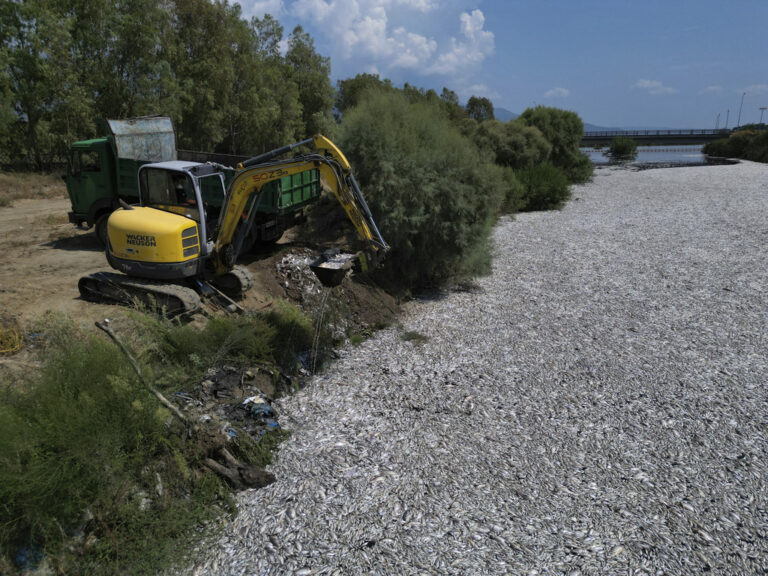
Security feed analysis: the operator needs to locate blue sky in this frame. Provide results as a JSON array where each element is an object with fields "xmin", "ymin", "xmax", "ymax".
[{"xmin": 239, "ymin": 0, "xmax": 768, "ymax": 128}]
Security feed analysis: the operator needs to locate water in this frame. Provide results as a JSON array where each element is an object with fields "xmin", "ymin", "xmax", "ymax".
[{"xmin": 581, "ymin": 144, "xmax": 708, "ymax": 166}]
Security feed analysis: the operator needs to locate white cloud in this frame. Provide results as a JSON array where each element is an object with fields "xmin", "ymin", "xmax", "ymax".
[
  {"xmin": 700, "ymin": 85, "xmax": 722, "ymax": 94},
  {"xmin": 427, "ymin": 10, "xmax": 495, "ymax": 75},
  {"xmin": 454, "ymin": 83, "xmax": 500, "ymax": 101},
  {"xmin": 286, "ymin": 2, "xmax": 493, "ymax": 78},
  {"xmin": 241, "ymin": 0, "xmax": 284, "ymax": 18},
  {"xmin": 632, "ymin": 79, "xmax": 678, "ymax": 95},
  {"xmin": 742, "ymin": 84, "xmax": 768, "ymax": 94},
  {"xmin": 544, "ymin": 87, "xmax": 569, "ymax": 99},
  {"xmin": 289, "ymin": 0, "xmax": 437, "ymax": 67}
]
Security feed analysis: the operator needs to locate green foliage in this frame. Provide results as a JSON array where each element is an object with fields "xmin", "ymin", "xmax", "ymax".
[
  {"xmin": 466, "ymin": 95, "xmax": 495, "ymax": 122},
  {"xmin": 519, "ymin": 106, "xmax": 593, "ymax": 183},
  {"xmin": 732, "ymin": 123, "xmax": 767, "ymax": 132},
  {"xmin": 286, "ymin": 26, "xmax": 335, "ymax": 137},
  {"xmin": 500, "ymin": 167, "xmax": 527, "ymax": 213},
  {"xmin": 400, "ymin": 330, "xmax": 429, "ymax": 344},
  {"xmin": 1, "ymin": 2, "xmax": 330, "ymax": 168},
  {"xmin": 151, "ymin": 315, "xmax": 276, "ymax": 373},
  {"xmin": 336, "ymin": 73, "xmax": 394, "ymax": 117},
  {"xmin": 471, "ymin": 120, "xmax": 552, "ymax": 170},
  {"xmin": 141, "ymin": 304, "xmax": 314, "ymax": 382},
  {"xmin": 607, "ymin": 136, "xmax": 638, "ymax": 160},
  {"xmin": 0, "ymin": 316, "xmax": 222, "ymax": 574},
  {"xmin": 516, "ymin": 162, "xmax": 571, "ymax": 211},
  {"xmin": 263, "ymin": 300, "xmax": 314, "ymax": 369},
  {"xmin": 0, "ymin": 306, "xmax": 317, "ymax": 572},
  {"xmin": 704, "ymin": 130, "xmax": 768, "ymax": 163},
  {"xmin": 338, "ymin": 89, "xmax": 505, "ymax": 288}
]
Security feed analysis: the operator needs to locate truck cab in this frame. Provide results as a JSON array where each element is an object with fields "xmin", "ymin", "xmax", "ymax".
[{"xmin": 65, "ymin": 117, "xmax": 177, "ymax": 245}]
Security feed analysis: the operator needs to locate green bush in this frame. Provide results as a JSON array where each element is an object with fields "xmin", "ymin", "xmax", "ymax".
[
  {"xmin": 607, "ymin": 136, "xmax": 638, "ymax": 160},
  {"xmin": 0, "ymin": 317, "xmax": 223, "ymax": 575},
  {"xmin": 263, "ymin": 299, "xmax": 314, "ymax": 369},
  {"xmin": 704, "ymin": 130, "xmax": 768, "ymax": 163},
  {"xmin": 338, "ymin": 89, "xmax": 505, "ymax": 288},
  {"xmin": 0, "ymin": 306, "xmax": 317, "ymax": 573},
  {"xmin": 500, "ymin": 167, "xmax": 527, "ymax": 213},
  {"xmin": 518, "ymin": 106, "xmax": 593, "ymax": 183},
  {"xmin": 516, "ymin": 162, "xmax": 571, "ymax": 211},
  {"xmin": 470, "ymin": 120, "xmax": 551, "ymax": 170},
  {"xmin": 150, "ymin": 314, "xmax": 276, "ymax": 375}
]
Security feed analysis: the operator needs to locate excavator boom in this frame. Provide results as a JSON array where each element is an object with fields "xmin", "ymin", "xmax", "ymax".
[{"xmin": 213, "ymin": 135, "xmax": 387, "ymax": 274}]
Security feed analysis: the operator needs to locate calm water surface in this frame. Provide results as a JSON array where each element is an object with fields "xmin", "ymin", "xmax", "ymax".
[{"xmin": 581, "ymin": 144, "xmax": 708, "ymax": 165}]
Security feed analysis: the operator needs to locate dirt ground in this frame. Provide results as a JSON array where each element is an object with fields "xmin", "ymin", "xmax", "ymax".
[{"xmin": 0, "ymin": 186, "xmax": 399, "ymax": 377}]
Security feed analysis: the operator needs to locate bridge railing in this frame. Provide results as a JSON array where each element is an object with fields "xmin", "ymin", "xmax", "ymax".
[{"xmin": 584, "ymin": 129, "xmax": 730, "ymax": 137}]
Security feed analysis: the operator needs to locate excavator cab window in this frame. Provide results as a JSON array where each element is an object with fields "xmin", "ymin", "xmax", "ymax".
[{"xmin": 140, "ymin": 168, "xmax": 202, "ymax": 222}]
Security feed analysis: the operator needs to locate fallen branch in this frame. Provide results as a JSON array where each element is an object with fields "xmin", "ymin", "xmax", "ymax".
[
  {"xmin": 204, "ymin": 448, "xmax": 276, "ymax": 490},
  {"xmin": 95, "ymin": 320, "xmax": 188, "ymax": 424}
]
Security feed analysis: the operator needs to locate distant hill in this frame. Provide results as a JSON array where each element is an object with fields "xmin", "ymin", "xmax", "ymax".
[
  {"xmin": 494, "ymin": 107, "xmax": 518, "ymax": 122},
  {"xmin": 583, "ymin": 122, "xmax": 617, "ymax": 132}
]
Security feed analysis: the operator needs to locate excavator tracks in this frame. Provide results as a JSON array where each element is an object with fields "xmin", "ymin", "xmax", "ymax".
[
  {"xmin": 78, "ymin": 271, "xmax": 202, "ymax": 317},
  {"xmin": 210, "ymin": 266, "xmax": 254, "ymax": 298}
]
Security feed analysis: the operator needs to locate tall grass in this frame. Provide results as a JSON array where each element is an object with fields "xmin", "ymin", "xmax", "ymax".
[{"xmin": 0, "ymin": 303, "xmax": 315, "ymax": 574}]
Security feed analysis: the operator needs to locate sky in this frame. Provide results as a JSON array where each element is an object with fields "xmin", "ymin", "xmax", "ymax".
[{"xmin": 238, "ymin": 0, "xmax": 768, "ymax": 129}]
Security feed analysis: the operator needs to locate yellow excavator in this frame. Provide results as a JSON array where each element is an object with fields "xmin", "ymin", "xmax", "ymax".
[{"xmin": 78, "ymin": 135, "xmax": 388, "ymax": 315}]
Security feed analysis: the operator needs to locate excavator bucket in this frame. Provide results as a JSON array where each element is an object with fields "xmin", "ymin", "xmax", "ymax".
[{"xmin": 309, "ymin": 251, "xmax": 357, "ymax": 288}]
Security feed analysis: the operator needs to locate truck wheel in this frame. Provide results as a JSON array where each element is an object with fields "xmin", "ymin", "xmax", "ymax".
[{"xmin": 94, "ymin": 213, "xmax": 110, "ymax": 247}]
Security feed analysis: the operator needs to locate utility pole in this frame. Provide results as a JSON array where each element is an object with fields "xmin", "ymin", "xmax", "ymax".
[
  {"xmin": 725, "ymin": 109, "xmax": 730, "ymax": 129},
  {"xmin": 715, "ymin": 113, "xmax": 720, "ymax": 129},
  {"xmin": 737, "ymin": 92, "xmax": 746, "ymax": 127},
  {"xmin": 760, "ymin": 107, "xmax": 767, "ymax": 124}
]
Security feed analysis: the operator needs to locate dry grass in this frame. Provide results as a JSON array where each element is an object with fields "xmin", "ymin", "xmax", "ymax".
[
  {"xmin": 0, "ymin": 316, "xmax": 23, "ymax": 355},
  {"xmin": 43, "ymin": 213, "xmax": 69, "ymax": 225},
  {"xmin": 0, "ymin": 172, "xmax": 67, "ymax": 208}
]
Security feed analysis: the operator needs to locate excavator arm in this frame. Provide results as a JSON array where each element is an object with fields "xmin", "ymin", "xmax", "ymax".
[{"xmin": 212, "ymin": 135, "xmax": 387, "ymax": 275}]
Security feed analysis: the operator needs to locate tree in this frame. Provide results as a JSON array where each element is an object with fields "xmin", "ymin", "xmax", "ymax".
[
  {"xmin": 338, "ymin": 89, "xmax": 505, "ymax": 288},
  {"xmin": 466, "ymin": 95, "xmax": 494, "ymax": 122},
  {"xmin": 335, "ymin": 73, "xmax": 393, "ymax": 117},
  {"xmin": 2, "ymin": 0, "xmax": 91, "ymax": 169},
  {"xmin": 471, "ymin": 119, "xmax": 551, "ymax": 169},
  {"xmin": 518, "ymin": 106, "xmax": 592, "ymax": 182},
  {"xmin": 286, "ymin": 26, "xmax": 334, "ymax": 136}
]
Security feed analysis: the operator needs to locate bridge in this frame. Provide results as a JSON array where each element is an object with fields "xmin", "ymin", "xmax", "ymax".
[{"xmin": 581, "ymin": 129, "xmax": 729, "ymax": 147}]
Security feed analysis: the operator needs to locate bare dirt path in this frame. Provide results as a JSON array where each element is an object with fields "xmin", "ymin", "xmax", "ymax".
[{"xmin": 0, "ymin": 197, "xmax": 112, "ymax": 321}]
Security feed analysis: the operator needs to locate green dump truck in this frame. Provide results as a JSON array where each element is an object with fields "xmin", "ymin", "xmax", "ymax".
[{"xmin": 65, "ymin": 116, "xmax": 321, "ymax": 247}]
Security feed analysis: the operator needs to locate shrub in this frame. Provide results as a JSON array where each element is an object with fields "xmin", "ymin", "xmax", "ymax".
[
  {"xmin": 338, "ymin": 89, "xmax": 505, "ymax": 288},
  {"xmin": 0, "ymin": 317, "xmax": 223, "ymax": 574},
  {"xmin": 150, "ymin": 314, "xmax": 276, "ymax": 376},
  {"xmin": 500, "ymin": 167, "xmax": 526, "ymax": 213},
  {"xmin": 516, "ymin": 162, "xmax": 571, "ymax": 211},
  {"xmin": 607, "ymin": 136, "xmax": 638, "ymax": 160},
  {"xmin": 518, "ymin": 106, "xmax": 593, "ymax": 183},
  {"xmin": 263, "ymin": 299, "xmax": 314, "ymax": 369},
  {"xmin": 704, "ymin": 130, "xmax": 768, "ymax": 163},
  {"xmin": 471, "ymin": 120, "xmax": 551, "ymax": 170},
  {"xmin": 0, "ymin": 306, "xmax": 317, "ymax": 573}
]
